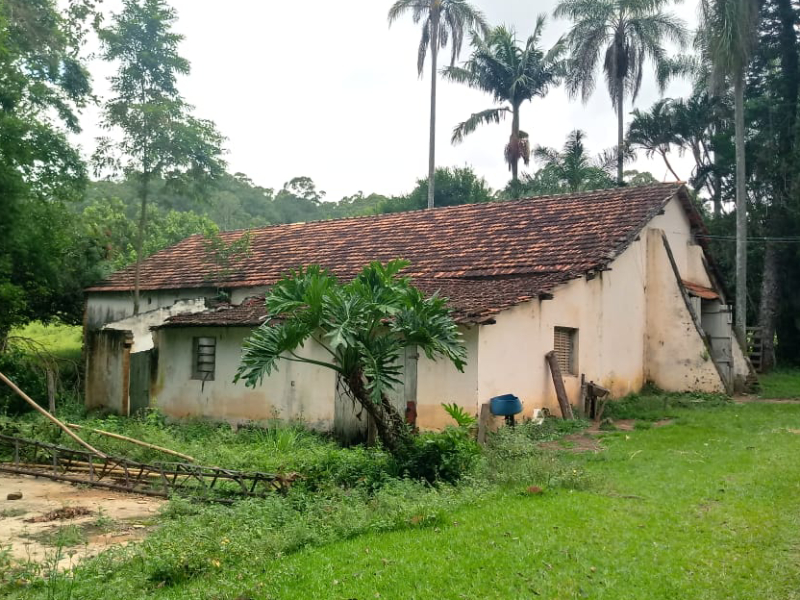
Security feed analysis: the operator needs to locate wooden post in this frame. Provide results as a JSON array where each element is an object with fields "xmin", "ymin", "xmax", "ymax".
[
  {"xmin": 477, "ymin": 403, "xmax": 492, "ymax": 446},
  {"xmin": 545, "ymin": 351, "xmax": 574, "ymax": 420},
  {"xmin": 578, "ymin": 374, "xmax": 587, "ymax": 417},
  {"xmin": 46, "ymin": 369, "xmax": 56, "ymax": 414},
  {"xmin": 0, "ymin": 371, "xmax": 106, "ymax": 457}
]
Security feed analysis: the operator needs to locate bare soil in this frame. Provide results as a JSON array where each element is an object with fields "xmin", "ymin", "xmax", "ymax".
[
  {"xmin": 541, "ymin": 419, "xmax": 674, "ymax": 453},
  {"xmin": 0, "ymin": 473, "xmax": 163, "ymax": 569}
]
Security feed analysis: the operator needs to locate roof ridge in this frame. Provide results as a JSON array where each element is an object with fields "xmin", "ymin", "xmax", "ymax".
[{"xmin": 210, "ymin": 182, "xmax": 685, "ymax": 239}]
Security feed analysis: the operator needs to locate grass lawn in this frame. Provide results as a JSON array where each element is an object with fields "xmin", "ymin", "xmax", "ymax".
[
  {"xmin": 228, "ymin": 403, "xmax": 800, "ymax": 600},
  {"xmin": 759, "ymin": 369, "xmax": 800, "ymax": 399},
  {"xmin": 7, "ymin": 400, "xmax": 798, "ymax": 599},
  {"xmin": 8, "ymin": 321, "xmax": 82, "ymax": 362}
]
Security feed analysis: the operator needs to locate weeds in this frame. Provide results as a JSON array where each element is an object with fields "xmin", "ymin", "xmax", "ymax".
[{"xmin": 603, "ymin": 387, "xmax": 730, "ymax": 420}]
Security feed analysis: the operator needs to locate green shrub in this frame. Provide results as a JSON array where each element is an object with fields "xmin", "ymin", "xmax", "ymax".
[
  {"xmin": 0, "ymin": 348, "xmax": 49, "ymax": 415},
  {"xmin": 395, "ymin": 427, "xmax": 481, "ymax": 484}
]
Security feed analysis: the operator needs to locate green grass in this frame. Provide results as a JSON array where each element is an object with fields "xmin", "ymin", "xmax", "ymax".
[
  {"xmin": 758, "ymin": 368, "xmax": 800, "ymax": 399},
  {"xmin": 250, "ymin": 404, "xmax": 800, "ymax": 600},
  {"xmin": 9, "ymin": 321, "xmax": 82, "ymax": 362},
  {"xmin": 24, "ymin": 524, "xmax": 88, "ymax": 548},
  {"xmin": 4, "ymin": 400, "xmax": 800, "ymax": 599}
]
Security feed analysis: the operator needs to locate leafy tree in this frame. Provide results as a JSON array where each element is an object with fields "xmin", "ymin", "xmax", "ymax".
[
  {"xmin": 444, "ymin": 20, "xmax": 563, "ymax": 183},
  {"xmin": 236, "ymin": 260, "xmax": 467, "ymax": 453},
  {"xmin": 698, "ymin": 0, "xmax": 760, "ymax": 342},
  {"xmin": 0, "ymin": 0, "xmax": 98, "ymax": 342},
  {"xmin": 554, "ymin": 0, "xmax": 687, "ymax": 185},
  {"xmin": 388, "ymin": 0, "xmax": 488, "ymax": 209},
  {"xmin": 381, "ymin": 166, "xmax": 493, "ymax": 212},
  {"xmin": 95, "ymin": 0, "xmax": 226, "ymax": 315},
  {"xmin": 743, "ymin": 0, "xmax": 799, "ymax": 368}
]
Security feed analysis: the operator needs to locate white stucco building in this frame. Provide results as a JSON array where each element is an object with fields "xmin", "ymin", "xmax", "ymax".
[{"xmin": 83, "ymin": 183, "xmax": 751, "ymax": 437}]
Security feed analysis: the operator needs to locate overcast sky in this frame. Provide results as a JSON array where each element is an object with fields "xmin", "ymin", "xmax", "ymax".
[{"xmin": 75, "ymin": 0, "xmax": 699, "ymax": 201}]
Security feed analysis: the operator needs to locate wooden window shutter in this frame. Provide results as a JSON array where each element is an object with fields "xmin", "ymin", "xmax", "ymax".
[{"xmin": 553, "ymin": 327, "xmax": 577, "ymax": 375}]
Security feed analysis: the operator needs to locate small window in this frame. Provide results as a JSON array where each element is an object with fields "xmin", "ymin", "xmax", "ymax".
[
  {"xmin": 554, "ymin": 327, "xmax": 578, "ymax": 376},
  {"xmin": 192, "ymin": 337, "xmax": 216, "ymax": 381}
]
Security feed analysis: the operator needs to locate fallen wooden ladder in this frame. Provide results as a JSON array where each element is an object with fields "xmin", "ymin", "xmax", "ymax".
[{"xmin": 0, "ymin": 434, "xmax": 294, "ymax": 503}]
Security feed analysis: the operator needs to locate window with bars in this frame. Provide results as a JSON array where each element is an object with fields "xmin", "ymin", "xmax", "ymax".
[
  {"xmin": 553, "ymin": 327, "xmax": 578, "ymax": 376},
  {"xmin": 192, "ymin": 337, "xmax": 216, "ymax": 381}
]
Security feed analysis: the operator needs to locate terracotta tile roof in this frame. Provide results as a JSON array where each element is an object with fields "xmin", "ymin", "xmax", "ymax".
[
  {"xmin": 92, "ymin": 183, "xmax": 690, "ymax": 323},
  {"xmin": 158, "ymin": 272, "xmax": 576, "ymax": 327},
  {"xmin": 160, "ymin": 297, "xmax": 269, "ymax": 328},
  {"xmin": 682, "ymin": 280, "xmax": 720, "ymax": 300}
]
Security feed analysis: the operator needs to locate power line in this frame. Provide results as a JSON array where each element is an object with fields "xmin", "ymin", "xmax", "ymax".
[{"xmin": 696, "ymin": 234, "xmax": 800, "ymax": 244}]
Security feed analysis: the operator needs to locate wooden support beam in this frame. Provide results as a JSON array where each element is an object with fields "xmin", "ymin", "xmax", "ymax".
[{"xmin": 545, "ymin": 352, "xmax": 574, "ymax": 420}]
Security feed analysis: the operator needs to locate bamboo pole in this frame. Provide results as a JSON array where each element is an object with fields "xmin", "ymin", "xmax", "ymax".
[
  {"xmin": 66, "ymin": 423, "xmax": 195, "ymax": 463},
  {"xmin": 0, "ymin": 371, "xmax": 106, "ymax": 457}
]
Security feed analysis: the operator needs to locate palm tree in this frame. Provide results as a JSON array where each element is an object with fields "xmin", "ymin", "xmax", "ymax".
[
  {"xmin": 698, "ymin": 0, "xmax": 760, "ymax": 343},
  {"xmin": 627, "ymin": 99, "xmax": 681, "ymax": 180},
  {"xmin": 533, "ymin": 129, "xmax": 619, "ymax": 192},
  {"xmin": 443, "ymin": 19, "xmax": 563, "ymax": 183},
  {"xmin": 388, "ymin": 0, "xmax": 488, "ymax": 209},
  {"xmin": 554, "ymin": 0, "xmax": 687, "ymax": 186}
]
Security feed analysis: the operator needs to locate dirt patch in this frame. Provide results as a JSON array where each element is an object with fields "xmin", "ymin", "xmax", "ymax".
[
  {"xmin": 0, "ymin": 473, "xmax": 164, "ymax": 569},
  {"xmin": 540, "ymin": 419, "xmax": 674, "ymax": 454},
  {"xmin": 24, "ymin": 506, "xmax": 92, "ymax": 523}
]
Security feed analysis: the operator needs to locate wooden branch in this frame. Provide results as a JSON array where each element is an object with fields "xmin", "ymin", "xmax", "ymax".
[
  {"xmin": 66, "ymin": 423, "xmax": 195, "ymax": 462},
  {"xmin": 0, "ymin": 371, "xmax": 106, "ymax": 457},
  {"xmin": 544, "ymin": 352, "xmax": 574, "ymax": 420}
]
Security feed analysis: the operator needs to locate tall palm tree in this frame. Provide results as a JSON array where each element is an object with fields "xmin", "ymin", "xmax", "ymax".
[
  {"xmin": 443, "ymin": 19, "xmax": 563, "ymax": 183},
  {"xmin": 698, "ymin": 0, "xmax": 760, "ymax": 343},
  {"xmin": 554, "ymin": 0, "xmax": 687, "ymax": 186},
  {"xmin": 388, "ymin": 0, "xmax": 488, "ymax": 209}
]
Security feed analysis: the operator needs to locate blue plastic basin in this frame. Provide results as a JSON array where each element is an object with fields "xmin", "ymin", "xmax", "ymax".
[{"xmin": 489, "ymin": 394, "xmax": 522, "ymax": 416}]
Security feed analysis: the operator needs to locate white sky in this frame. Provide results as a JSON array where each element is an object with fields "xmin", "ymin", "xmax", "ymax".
[{"xmin": 74, "ymin": 0, "xmax": 699, "ymax": 201}]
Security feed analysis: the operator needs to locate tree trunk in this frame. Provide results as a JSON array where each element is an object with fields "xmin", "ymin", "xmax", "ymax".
[
  {"xmin": 427, "ymin": 16, "xmax": 439, "ymax": 210},
  {"xmin": 616, "ymin": 86, "xmax": 624, "ymax": 186},
  {"xmin": 510, "ymin": 107, "xmax": 520, "ymax": 182},
  {"xmin": 712, "ymin": 173, "xmax": 723, "ymax": 219},
  {"xmin": 733, "ymin": 71, "xmax": 747, "ymax": 344},
  {"xmin": 133, "ymin": 172, "xmax": 151, "ymax": 316},
  {"xmin": 757, "ymin": 242, "xmax": 780, "ymax": 372},
  {"xmin": 660, "ymin": 151, "xmax": 680, "ymax": 182},
  {"xmin": 346, "ymin": 371, "xmax": 409, "ymax": 454}
]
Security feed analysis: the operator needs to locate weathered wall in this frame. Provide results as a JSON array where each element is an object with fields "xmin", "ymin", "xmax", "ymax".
[
  {"xmin": 104, "ymin": 299, "xmax": 207, "ymax": 352},
  {"xmin": 644, "ymin": 229, "xmax": 725, "ymax": 392},
  {"xmin": 152, "ymin": 327, "xmax": 337, "ymax": 428},
  {"xmin": 85, "ymin": 289, "xmax": 217, "ymax": 331},
  {"xmin": 476, "ymin": 233, "xmax": 649, "ymax": 418},
  {"xmin": 415, "ymin": 326, "xmax": 479, "ymax": 430},
  {"xmin": 85, "ymin": 329, "xmax": 132, "ymax": 413}
]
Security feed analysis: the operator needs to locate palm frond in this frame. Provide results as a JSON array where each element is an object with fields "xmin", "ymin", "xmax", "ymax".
[{"xmin": 451, "ymin": 107, "xmax": 510, "ymax": 144}]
